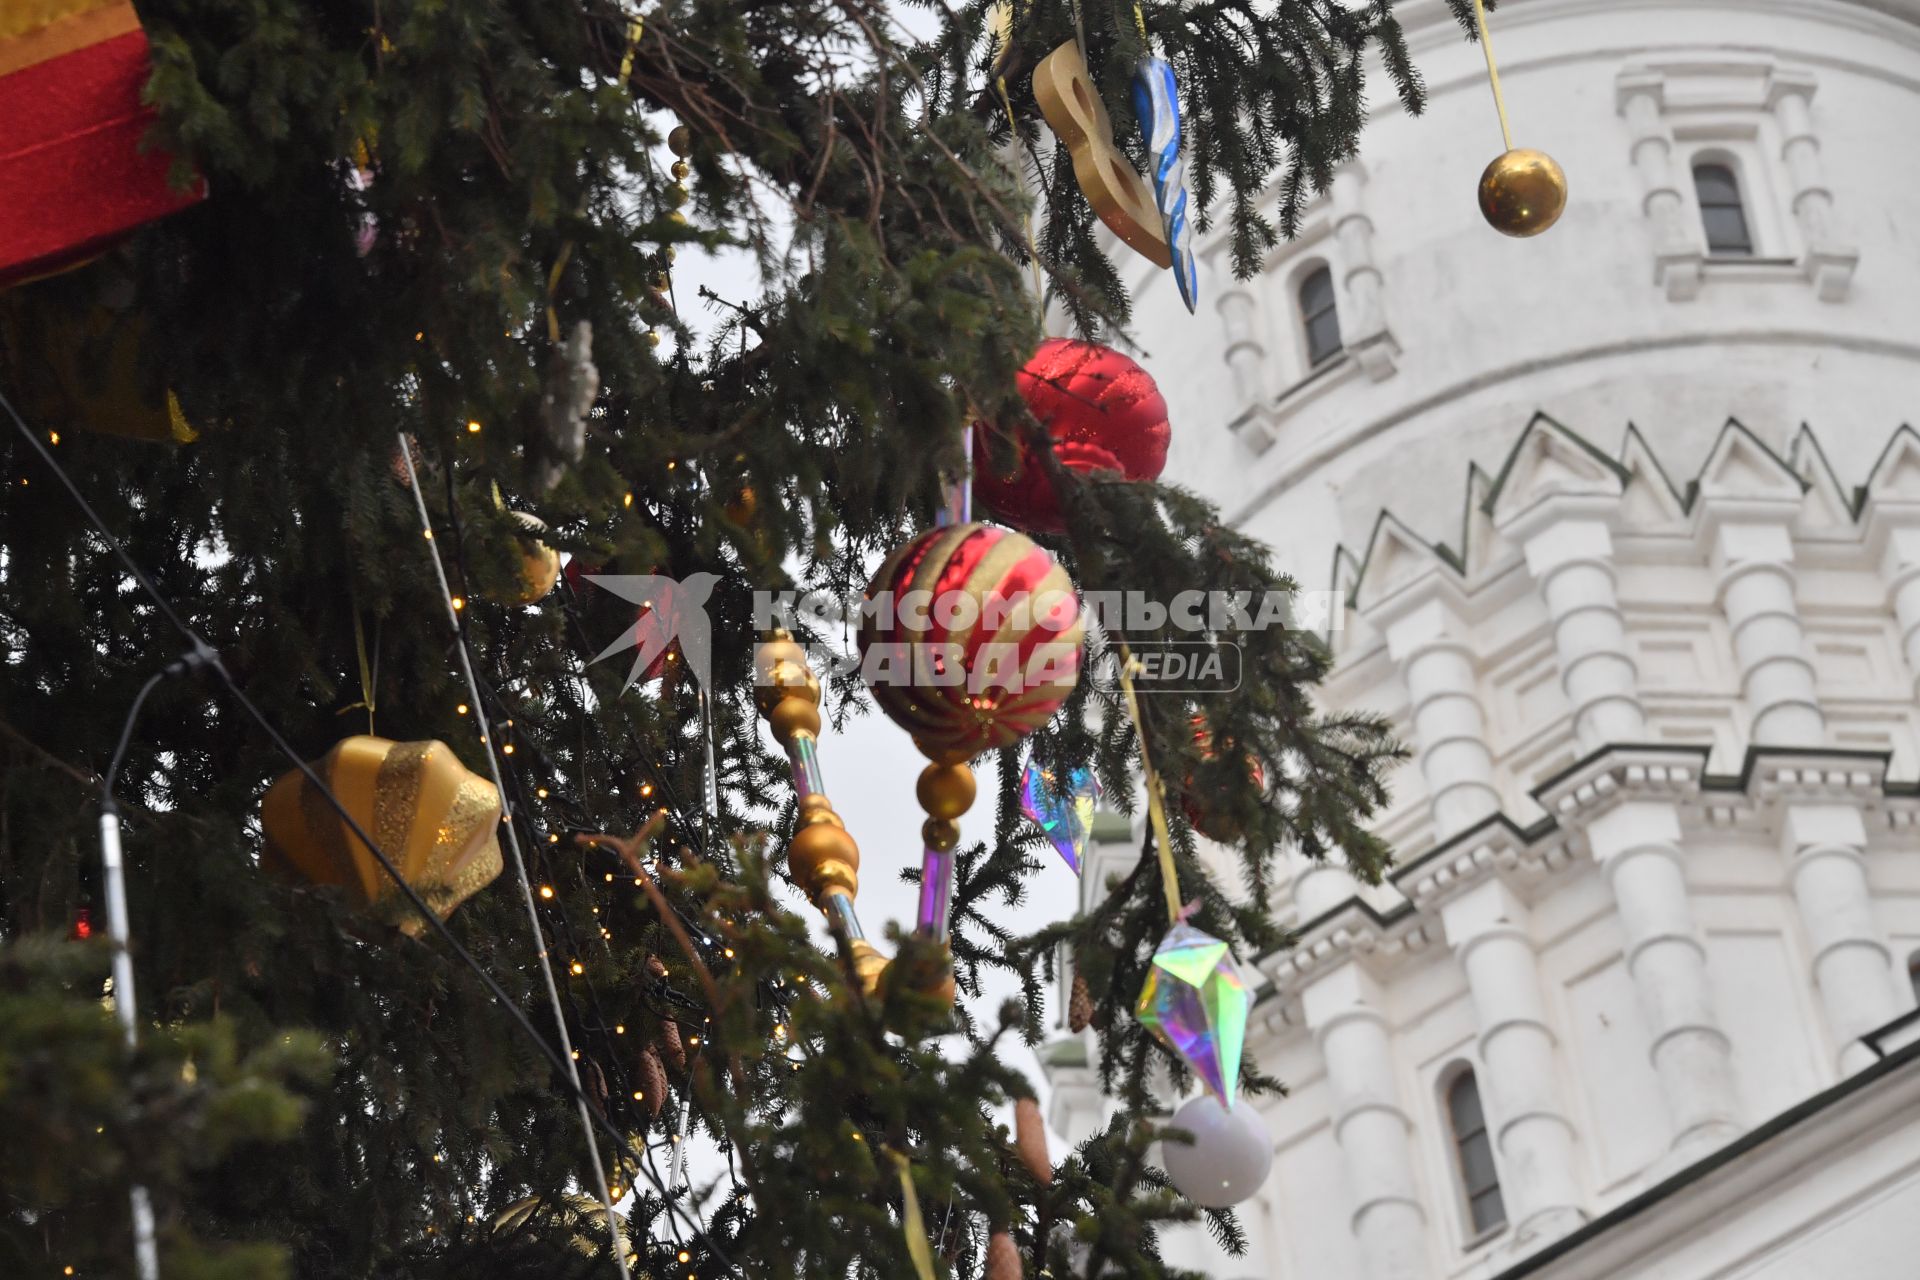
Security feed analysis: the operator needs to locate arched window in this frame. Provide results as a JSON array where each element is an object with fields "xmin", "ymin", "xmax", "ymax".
[
  {"xmin": 1298, "ymin": 265, "xmax": 1343, "ymax": 367},
  {"xmin": 1694, "ymin": 163, "xmax": 1754, "ymax": 257},
  {"xmin": 1446, "ymin": 1069, "xmax": 1507, "ymax": 1238}
]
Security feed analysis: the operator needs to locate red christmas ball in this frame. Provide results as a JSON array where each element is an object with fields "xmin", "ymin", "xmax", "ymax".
[
  {"xmin": 857, "ymin": 522, "xmax": 1085, "ymax": 764},
  {"xmin": 1182, "ymin": 714, "xmax": 1265, "ymax": 844},
  {"xmin": 975, "ymin": 339, "xmax": 1171, "ymax": 533}
]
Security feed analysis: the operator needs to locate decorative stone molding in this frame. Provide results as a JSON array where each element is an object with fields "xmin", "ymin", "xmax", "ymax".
[
  {"xmin": 1532, "ymin": 745, "xmax": 1709, "ymax": 827},
  {"xmin": 1260, "ymin": 896, "xmax": 1438, "ymax": 993},
  {"xmin": 1393, "ymin": 817, "xmax": 1578, "ymax": 911},
  {"xmin": 1766, "ymin": 69, "xmax": 1859, "ymax": 301},
  {"xmin": 1330, "ymin": 162, "xmax": 1399, "ymax": 382},
  {"xmin": 1778, "ymin": 800, "xmax": 1900, "ymax": 1071},
  {"xmin": 1616, "ymin": 70, "xmax": 1704, "ymax": 301},
  {"xmin": 1439, "ymin": 879, "xmax": 1589, "ymax": 1249},
  {"xmin": 1302, "ymin": 964, "xmax": 1433, "ymax": 1280},
  {"xmin": 1368, "ymin": 584, "xmax": 1503, "ymax": 838},
  {"xmin": 1692, "ymin": 423, "xmax": 1822, "ymax": 746},
  {"xmin": 1614, "ymin": 59, "xmax": 1858, "ymax": 302},
  {"xmin": 1217, "ymin": 285, "xmax": 1278, "ymax": 455}
]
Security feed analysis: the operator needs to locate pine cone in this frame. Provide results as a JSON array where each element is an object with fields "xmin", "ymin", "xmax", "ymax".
[
  {"xmin": 985, "ymin": 1230, "xmax": 1021, "ymax": 1280},
  {"xmin": 389, "ymin": 434, "xmax": 422, "ymax": 487},
  {"xmin": 1068, "ymin": 971, "xmax": 1094, "ymax": 1034},
  {"xmin": 646, "ymin": 954, "xmax": 667, "ymax": 979},
  {"xmin": 583, "ymin": 1058, "xmax": 608, "ymax": 1116},
  {"xmin": 636, "ymin": 1046, "xmax": 667, "ymax": 1120},
  {"xmin": 660, "ymin": 1017, "xmax": 687, "ymax": 1072},
  {"xmin": 1013, "ymin": 1097, "xmax": 1051, "ymax": 1186}
]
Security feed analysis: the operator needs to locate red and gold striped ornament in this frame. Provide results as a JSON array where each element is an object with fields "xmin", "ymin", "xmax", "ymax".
[{"xmin": 857, "ymin": 522, "xmax": 1084, "ymax": 765}]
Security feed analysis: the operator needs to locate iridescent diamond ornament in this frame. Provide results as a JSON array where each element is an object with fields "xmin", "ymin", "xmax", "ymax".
[
  {"xmin": 1019, "ymin": 758, "xmax": 1100, "ymax": 873},
  {"xmin": 1135, "ymin": 921, "xmax": 1251, "ymax": 1107}
]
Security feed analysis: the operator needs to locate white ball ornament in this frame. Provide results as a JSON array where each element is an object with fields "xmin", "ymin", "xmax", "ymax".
[{"xmin": 1161, "ymin": 1094, "xmax": 1273, "ymax": 1208}]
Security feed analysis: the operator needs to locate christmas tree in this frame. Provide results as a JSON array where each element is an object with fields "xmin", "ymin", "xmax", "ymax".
[{"xmin": 0, "ymin": 0, "xmax": 1479, "ymax": 1275}]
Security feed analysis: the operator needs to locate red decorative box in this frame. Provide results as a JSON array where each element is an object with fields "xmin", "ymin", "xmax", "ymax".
[{"xmin": 0, "ymin": 1, "xmax": 204, "ymax": 288}]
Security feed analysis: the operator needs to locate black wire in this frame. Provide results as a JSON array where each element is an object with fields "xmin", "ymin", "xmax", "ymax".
[
  {"xmin": 103, "ymin": 671, "xmax": 167, "ymax": 804},
  {"xmin": 2, "ymin": 387, "xmax": 734, "ymax": 1271}
]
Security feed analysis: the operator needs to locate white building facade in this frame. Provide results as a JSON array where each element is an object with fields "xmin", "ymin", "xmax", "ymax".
[{"xmin": 1045, "ymin": 1, "xmax": 1920, "ymax": 1276}]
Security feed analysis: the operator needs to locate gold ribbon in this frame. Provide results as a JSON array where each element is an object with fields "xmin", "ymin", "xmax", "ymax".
[
  {"xmin": 888, "ymin": 1149, "xmax": 939, "ymax": 1280},
  {"xmin": 1115, "ymin": 642, "xmax": 1183, "ymax": 924}
]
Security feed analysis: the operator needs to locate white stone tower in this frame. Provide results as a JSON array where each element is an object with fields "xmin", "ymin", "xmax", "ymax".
[{"xmin": 1046, "ymin": 1, "xmax": 1920, "ymax": 1275}]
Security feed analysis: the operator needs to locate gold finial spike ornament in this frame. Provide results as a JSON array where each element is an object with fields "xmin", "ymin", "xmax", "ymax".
[
  {"xmin": 1470, "ymin": 0, "xmax": 1566, "ymax": 237},
  {"xmin": 1478, "ymin": 148, "xmax": 1568, "ymax": 238}
]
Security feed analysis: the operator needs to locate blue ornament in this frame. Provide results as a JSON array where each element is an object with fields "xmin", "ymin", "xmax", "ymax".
[{"xmin": 1131, "ymin": 57, "xmax": 1198, "ymax": 314}]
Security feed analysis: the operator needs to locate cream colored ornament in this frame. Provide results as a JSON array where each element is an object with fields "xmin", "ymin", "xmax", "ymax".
[{"xmin": 1032, "ymin": 41, "xmax": 1171, "ymax": 269}]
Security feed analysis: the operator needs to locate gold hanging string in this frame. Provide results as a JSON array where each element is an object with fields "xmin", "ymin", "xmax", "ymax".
[
  {"xmin": 1115, "ymin": 642, "xmax": 1184, "ymax": 924},
  {"xmin": 545, "ymin": 240, "xmax": 575, "ymax": 344},
  {"xmin": 340, "ymin": 588, "xmax": 377, "ymax": 735},
  {"xmin": 888, "ymin": 1149, "xmax": 940, "ymax": 1280},
  {"xmin": 1470, "ymin": 0, "xmax": 1515, "ymax": 152}
]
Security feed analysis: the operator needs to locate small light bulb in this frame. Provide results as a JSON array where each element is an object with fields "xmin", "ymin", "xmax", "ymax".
[
  {"xmin": 457, "ymin": 703, "xmax": 469, "ymax": 715},
  {"xmin": 536, "ymin": 787, "xmax": 549, "ymax": 798},
  {"xmin": 689, "ymin": 1035, "xmax": 700, "ymax": 1047},
  {"xmin": 633, "ymin": 1090, "xmax": 644, "ymax": 1101},
  {"xmin": 466, "ymin": 419, "xmax": 482, "ymax": 434},
  {"xmin": 623, "ymin": 492, "xmax": 635, "ymax": 508},
  {"xmin": 678, "ymin": 1251, "xmax": 691, "ymax": 1264},
  {"xmin": 639, "ymin": 783, "xmax": 654, "ymax": 797},
  {"xmin": 548, "ymin": 833, "xmax": 559, "ymax": 844},
  {"xmin": 501, "ymin": 743, "xmax": 514, "ymax": 755},
  {"xmin": 616, "ymin": 1024, "xmax": 626, "ymax": 1035},
  {"xmin": 723, "ymin": 948, "xmax": 735, "ymax": 959},
  {"xmin": 451, "ymin": 596, "xmax": 465, "ymax": 611},
  {"xmin": 570, "ymin": 961, "xmax": 584, "ymax": 975},
  {"xmin": 539, "ymin": 885, "xmax": 554, "ymax": 899},
  {"xmin": 605, "ymin": 873, "xmax": 614, "ymax": 883},
  {"xmin": 48, "ymin": 431, "xmax": 60, "ymax": 445}
]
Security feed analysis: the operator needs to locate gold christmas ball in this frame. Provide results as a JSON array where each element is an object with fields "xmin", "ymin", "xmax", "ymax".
[
  {"xmin": 915, "ymin": 762, "xmax": 976, "ymax": 821},
  {"xmin": 667, "ymin": 124, "xmax": 693, "ymax": 157},
  {"xmin": 921, "ymin": 817, "xmax": 960, "ymax": 852},
  {"xmin": 767, "ymin": 693, "xmax": 822, "ymax": 744},
  {"xmin": 788, "ymin": 817, "xmax": 860, "ymax": 899},
  {"xmin": 724, "ymin": 484, "xmax": 759, "ymax": 525},
  {"xmin": 670, "ymin": 160, "xmax": 691, "ymax": 181},
  {"xmin": 847, "ymin": 937, "xmax": 891, "ymax": 995},
  {"xmin": 1478, "ymin": 148, "xmax": 1567, "ymax": 238},
  {"xmin": 508, "ymin": 511, "xmax": 561, "ymax": 605}
]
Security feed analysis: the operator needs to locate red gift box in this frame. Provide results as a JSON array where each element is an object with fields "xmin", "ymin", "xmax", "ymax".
[{"xmin": 0, "ymin": 1, "xmax": 205, "ymax": 288}]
